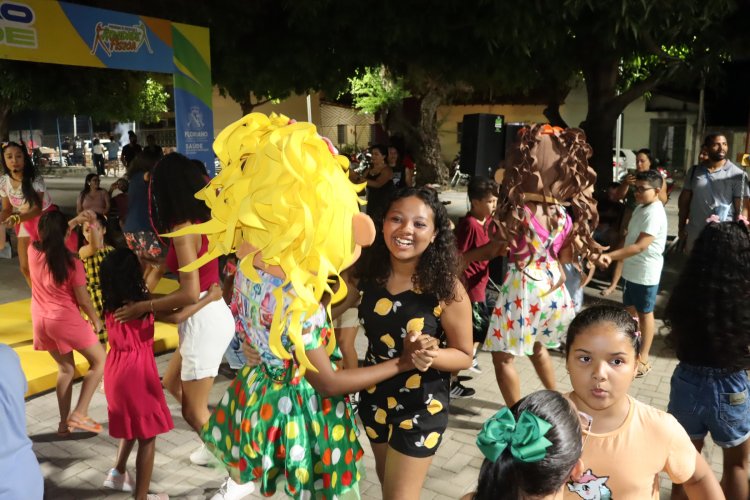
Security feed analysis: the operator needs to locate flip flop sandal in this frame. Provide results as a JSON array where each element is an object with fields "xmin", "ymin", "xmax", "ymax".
[
  {"xmin": 66, "ymin": 413, "xmax": 103, "ymax": 433},
  {"xmin": 636, "ymin": 361, "xmax": 652, "ymax": 378}
]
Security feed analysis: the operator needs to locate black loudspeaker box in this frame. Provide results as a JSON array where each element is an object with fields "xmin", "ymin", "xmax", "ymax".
[{"xmin": 460, "ymin": 114, "xmax": 506, "ymax": 178}]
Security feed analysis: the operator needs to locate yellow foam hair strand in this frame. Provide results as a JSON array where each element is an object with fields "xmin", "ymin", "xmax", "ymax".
[{"xmin": 166, "ymin": 113, "xmax": 364, "ymax": 373}]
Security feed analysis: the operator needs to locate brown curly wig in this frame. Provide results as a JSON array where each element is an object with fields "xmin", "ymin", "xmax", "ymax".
[{"xmin": 497, "ymin": 124, "xmax": 602, "ymax": 265}]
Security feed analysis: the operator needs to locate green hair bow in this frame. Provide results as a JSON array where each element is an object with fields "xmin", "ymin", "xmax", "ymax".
[{"xmin": 476, "ymin": 407, "xmax": 553, "ymax": 463}]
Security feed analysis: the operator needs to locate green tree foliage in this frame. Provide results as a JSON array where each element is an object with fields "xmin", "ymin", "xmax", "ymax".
[
  {"xmin": 0, "ymin": 60, "xmax": 166, "ymax": 139},
  {"xmin": 32, "ymin": 0, "xmax": 748, "ymax": 186},
  {"xmin": 537, "ymin": 0, "xmax": 739, "ymax": 185},
  {"xmin": 135, "ymin": 77, "xmax": 170, "ymax": 124},
  {"xmin": 347, "ymin": 67, "xmax": 411, "ymax": 116}
]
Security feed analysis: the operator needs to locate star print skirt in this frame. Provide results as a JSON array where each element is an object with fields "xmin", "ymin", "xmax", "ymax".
[
  {"xmin": 200, "ymin": 363, "xmax": 364, "ymax": 499},
  {"xmin": 483, "ymin": 260, "xmax": 575, "ymax": 356}
]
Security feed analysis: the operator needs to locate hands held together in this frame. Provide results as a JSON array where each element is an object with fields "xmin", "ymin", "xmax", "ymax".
[{"xmin": 401, "ymin": 330, "xmax": 440, "ymax": 372}]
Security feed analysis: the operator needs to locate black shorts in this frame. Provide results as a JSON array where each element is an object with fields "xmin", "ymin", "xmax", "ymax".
[{"xmin": 358, "ymin": 372, "xmax": 450, "ymax": 458}]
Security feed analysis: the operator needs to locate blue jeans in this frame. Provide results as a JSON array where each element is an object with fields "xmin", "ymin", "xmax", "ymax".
[
  {"xmin": 667, "ymin": 363, "xmax": 750, "ymax": 448},
  {"xmin": 223, "ymin": 331, "xmax": 247, "ymax": 370}
]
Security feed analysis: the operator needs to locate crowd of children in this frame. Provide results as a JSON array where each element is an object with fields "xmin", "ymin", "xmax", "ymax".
[{"xmin": 2, "ymin": 118, "xmax": 749, "ymax": 500}]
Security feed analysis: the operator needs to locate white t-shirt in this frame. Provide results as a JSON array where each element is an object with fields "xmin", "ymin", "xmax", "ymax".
[
  {"xmin": 0, "ymin": 174, "xmax": 52, "ymax": 213},
  {"xmin": 622, "ymin": 200, "xmax": 667, "ymax": 286},
  {"xmin": 92, "ymin": 144, "xmax": 104, "ymax": 155}
]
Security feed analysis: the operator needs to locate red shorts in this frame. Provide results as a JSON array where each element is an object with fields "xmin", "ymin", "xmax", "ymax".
[{"xmin": 33, "ymin": 315, "xmax": 98, "ymax": 354}]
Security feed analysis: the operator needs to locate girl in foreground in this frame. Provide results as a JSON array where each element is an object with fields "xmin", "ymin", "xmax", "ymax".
[
  {"xmin": 354, "ymin": 186, "xmax": 473, "ymax": 498},
  {"xmin": 665, "ymin": 221, "xmax": 750, "ymax": 500},
  {"xmin": 29, "ymin": 210, "xmax": 106, "ymax": 435},
  {"xmin": 169, "ymin": 113, "xmax": 438, "ymax": 500},
  {"xmin": 464, "ymin": 390, "xmax": 585, "ymax": 500},
  {"xmin": 563, "ymin": 305, "xmax": 722, "ymax": 499}
]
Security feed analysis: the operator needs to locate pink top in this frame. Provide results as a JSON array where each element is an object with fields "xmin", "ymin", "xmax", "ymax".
[
  {"xmin": 80, "ymin": 189, "xmax": 108, "ymax": 214},
  {"xmin": 509, "ymin": 206, "xmax": 572, "ymax": 263},
  {"xmin": 28, "ymin": 243, "xmax": 86, "ymax": 320},
  {"xmin": 165, "ymin": 233, "xmax": 219, "ymax": 292}
]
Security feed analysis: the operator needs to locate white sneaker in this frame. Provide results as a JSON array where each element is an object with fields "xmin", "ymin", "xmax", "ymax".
[
  {"xmin": 189, "ymin": 443, "xmax": 217, "ymax": 466},
  {"xmin": 103, "ymin": 468, "xmax": 135, "ymax": 492},
  {"xmin": 0, "ymin": 244, "xmax": 11, "ymax": 259},
  {"xmin": 210, "ymin": 477, "xmax": 255, "ymax": 500}
]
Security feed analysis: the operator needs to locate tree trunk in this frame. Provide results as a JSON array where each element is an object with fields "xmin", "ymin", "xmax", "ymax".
[
  {"xmin": 0, "ymin": 105, "xmax": 11, "ymax": 141},
  {"xmin": 238, "ymin": 94, "xmax": 273, "ymax": 115},
  {"xmin": 240, "ymin": 100, "xmax": 254, "ymax": 115},
  {"xmin": 582, "ymin": 115, "xmax": 617, "ymax": 188},
  {"xmin": 579, "ymin": 58, "xmax": 621, "ymax": 189},
  {"xmin": 543, "ymin": 103, "xmax": 569, "ymax": 129},
  {"xmin": 414, "ymin": 87, "xmax": 448, "ymax": 185}
]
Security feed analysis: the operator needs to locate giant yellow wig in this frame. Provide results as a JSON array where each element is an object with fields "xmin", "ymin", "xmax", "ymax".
[{"xmin": 169, "ymin": 113, "xmax": 366, "ymax": 373}]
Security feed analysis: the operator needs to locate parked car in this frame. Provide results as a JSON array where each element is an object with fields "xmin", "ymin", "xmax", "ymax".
[{"xmin": 612, "ymin": 148, "xmax": 636, "ymax": 181}]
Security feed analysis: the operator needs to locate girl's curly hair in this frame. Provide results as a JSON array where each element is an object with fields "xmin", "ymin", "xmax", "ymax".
[
  {"xmin": 357, "ymin": 186, "xmax": 460, "ymax": 303},
  {"xmin": 498, "ymin": 124, "xmax": 602, "ymax": 264},
  {"xmin": 665, "ymin": 222, "xmax": 750, "ymax": 371}
]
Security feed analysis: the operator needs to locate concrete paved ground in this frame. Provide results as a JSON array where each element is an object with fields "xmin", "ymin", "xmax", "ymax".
[{"xmin": 3, "ymin": 183, "xmax": 732, "ymax": 499}]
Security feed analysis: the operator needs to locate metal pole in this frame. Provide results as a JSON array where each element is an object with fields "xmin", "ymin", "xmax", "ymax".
[
  {"xmin": 615, "ymin": 114, "xmax": 623, "ymax": 170},
  {"xmin": 306, "ymin": 94, "xmax": 312, "ymax": 123},
  {"xmin": 73, "ymin": 114, "xmax": 77, "ymax": 137},
  {"xmin": 693, "ymin": 84, "xmax": 705, "ymax": 168},
  {"xmin": 55, "ymin": 117, "xmax": 63, "ymax": 166}
]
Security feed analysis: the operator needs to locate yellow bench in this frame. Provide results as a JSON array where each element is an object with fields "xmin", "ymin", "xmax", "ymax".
[{"xmin": 0, "ymin": 279, "xmax": 182, "ymax": 398}]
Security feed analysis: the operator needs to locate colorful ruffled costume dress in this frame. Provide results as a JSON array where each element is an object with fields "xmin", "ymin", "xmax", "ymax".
[
  {"xmin": 201, "ymin": 268, "xmax": 363, "ymax": 499},
  {"xmin": 483, "ymin": 205, "xmax": 575, "ymax": 356}
]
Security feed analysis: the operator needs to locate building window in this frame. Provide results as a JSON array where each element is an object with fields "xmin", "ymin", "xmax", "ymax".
[{"xmin": 337, "ymin": 124, "xmax": 347, "ymax": 146}]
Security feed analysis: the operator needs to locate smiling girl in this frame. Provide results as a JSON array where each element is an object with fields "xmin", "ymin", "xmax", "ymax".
[
  {"xmin": 354, "ymin": 186, "xmax": 473, "ymax": 499},
  {"xmin": 0, "ymin": 141, "xmax": 54, "ymax": 287},
  {"xmin": 563, "ymin": 305, "xmax": 722, "ymax": 499}
]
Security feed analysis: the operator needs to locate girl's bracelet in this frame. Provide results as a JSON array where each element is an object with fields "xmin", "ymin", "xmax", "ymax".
[{"xmin": 149, "ymin": 300, "xmax": 154, "ymax": 313}]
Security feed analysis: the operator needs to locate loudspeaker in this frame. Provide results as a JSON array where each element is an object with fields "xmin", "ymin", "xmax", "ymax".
[{"xmin": 460, "ymin": 114, "xmax": 506, "ymax": 177}]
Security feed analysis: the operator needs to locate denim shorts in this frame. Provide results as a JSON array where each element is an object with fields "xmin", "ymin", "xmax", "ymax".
[
  {"xmin": 622, "ymin": 279, "xmax": 658, "ymax": 313},
  {"xmin": 667, "ymin": 363, "xmax": 750, "ymax": 448}
]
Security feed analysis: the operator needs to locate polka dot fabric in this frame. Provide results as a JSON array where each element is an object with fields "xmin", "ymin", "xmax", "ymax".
[{"xmin": 200, "ymin": 270, "xmax": 363, "ymax": 499}]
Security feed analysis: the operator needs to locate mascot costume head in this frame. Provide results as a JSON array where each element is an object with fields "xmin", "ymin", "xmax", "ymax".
[{"xmin": 169, "ymin": 113, "xmax": 375, "ymax": 373}]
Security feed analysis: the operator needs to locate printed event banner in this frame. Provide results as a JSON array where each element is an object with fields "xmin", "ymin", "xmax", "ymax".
[
  {"xmin": 172, "ymin": 22, "xmax": 214, "ymax": 175},
  {"xmin": 0, "ymin": 0, "xmax": 214, "ymax": 171}
]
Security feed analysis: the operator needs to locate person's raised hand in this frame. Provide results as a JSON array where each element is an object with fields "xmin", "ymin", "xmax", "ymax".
[{"xmin": 241, "ymin": 338, "xmax": 261, "ymax": 367}]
